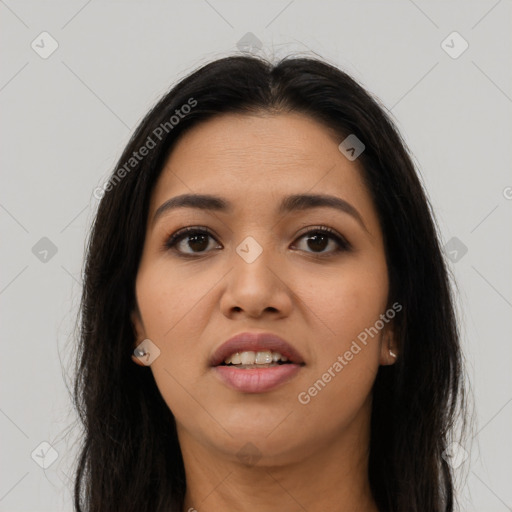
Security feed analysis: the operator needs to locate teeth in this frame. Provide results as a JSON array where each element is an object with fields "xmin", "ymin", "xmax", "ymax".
[
  {"xmin": 223, "ymin": 350, "xmax": 289, "ymax": 365},
  {"xmin": 255, "ymin": 351, "xmax": 273, "ymax": 364},
  {"xmin": 240, "ymin": 351, "xmax": 255, "ymax": 365}
]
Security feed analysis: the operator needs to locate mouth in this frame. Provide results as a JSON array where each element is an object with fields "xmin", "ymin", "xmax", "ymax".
[
  {"xmin": 219, "ymin": 349, "xmax": 296, "ymax": 368},
  {"xmin": 210, "ymin": 332, "xmax": 305, "ymax": 393}
]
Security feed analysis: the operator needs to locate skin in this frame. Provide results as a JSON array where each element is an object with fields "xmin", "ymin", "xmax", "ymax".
[{"xmin": 131, "ymin": 112, "xmax": 398, "ymax": 512}]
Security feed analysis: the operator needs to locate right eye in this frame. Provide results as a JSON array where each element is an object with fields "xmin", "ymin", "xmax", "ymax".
[{"xmin": 164, "ymin": 227, "xmax": 222, "ymax": 257}]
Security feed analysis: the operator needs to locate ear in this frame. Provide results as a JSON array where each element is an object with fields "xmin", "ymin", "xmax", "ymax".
[
  {"xmin": 131, "ymin": 307, "xmax": 147, "ymax": 367},
  {"xmin": 379, "ymin": 321, "xmax": 398, "ymax": 366}
]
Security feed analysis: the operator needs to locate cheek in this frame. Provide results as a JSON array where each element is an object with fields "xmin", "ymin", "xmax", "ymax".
[
  {"xmin": 135, "ymin": 263, "xmax": 212, "ymax": 420},
  {"xmin": 294, "ymin": 277, "xmax": 388, "ymax": 438},
  {"xmin": 303, "ymin": 256, "xmax": 389, "ymax": 354},
  {"xmin": 294, "ymin": 257, "xmax": 388, "ymax": 421},
  {"xmin": 135, "ymin": 261, "xmax": 211, "ymax": 390},
  {"xmin": 136, "ymin": 260, "xmax": 212, "ymax": 340}
]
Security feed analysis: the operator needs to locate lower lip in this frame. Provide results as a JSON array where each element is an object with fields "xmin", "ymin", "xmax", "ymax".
[{"xmin": 213, "ymin": 364, "xmax": 302, "ymax": 393}]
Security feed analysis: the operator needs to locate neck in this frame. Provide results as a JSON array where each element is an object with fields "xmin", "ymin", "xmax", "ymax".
[{"xmin": 179, "ymin": 421, "xmax": 378, "ymax": 512}]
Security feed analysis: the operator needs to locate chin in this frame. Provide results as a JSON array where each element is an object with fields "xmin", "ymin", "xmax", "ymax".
[{"xmin": 216, "ymin": 434, "xmax": 307, "ymax": 468}]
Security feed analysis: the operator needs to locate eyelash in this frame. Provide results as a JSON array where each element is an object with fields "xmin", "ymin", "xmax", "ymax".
[{"xmin": 163, "ymin": 225, "xmax": 351, "ymax": 258}]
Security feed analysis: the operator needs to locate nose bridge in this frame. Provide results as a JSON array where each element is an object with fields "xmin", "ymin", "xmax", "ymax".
[
  {"xmin": 229, "ymin": 205, "xmax": 278, "ymax": 265},
  {"xmin": 220, "ymin": 228, "xmax": 291, "ymax": 317},
  {"xmin": 232, "ymin": 230, "xmax": 276, "ymax": 285}
]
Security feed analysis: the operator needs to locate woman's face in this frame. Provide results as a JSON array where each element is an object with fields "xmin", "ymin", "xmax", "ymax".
[{"xmin": 132, "ymin": 112, "xmax": 397, "ymax": 465}]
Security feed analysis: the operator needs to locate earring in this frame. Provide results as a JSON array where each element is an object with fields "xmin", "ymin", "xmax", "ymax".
[
  {"xmin": 134, "ymin": 347, "xmax": 147, "ymax": 357},
  {"xmin": 389, "ymin": 350, "xmax": 397, "ymax": 358}
]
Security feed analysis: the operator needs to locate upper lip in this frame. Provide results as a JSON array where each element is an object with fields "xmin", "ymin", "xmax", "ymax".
[{"xmin": 210, "ymin": 331, "xmax": 306, "ymax": 367}]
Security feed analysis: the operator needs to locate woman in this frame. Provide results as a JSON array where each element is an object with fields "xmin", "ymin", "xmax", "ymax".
[{"xmin": 73, "ymin": 55, "xmax": 468, "ymax": 511}]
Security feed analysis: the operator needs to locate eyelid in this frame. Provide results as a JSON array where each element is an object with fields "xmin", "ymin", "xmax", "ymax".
[
  {"xmin": 293, "ymin": 225, "xmax": 351, "ymax": 252},
  {"xmin": 163, "ymin": 225, "xmax": 220, "ymax": 250}
]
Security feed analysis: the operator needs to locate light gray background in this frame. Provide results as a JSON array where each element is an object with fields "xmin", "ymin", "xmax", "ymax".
[{"xmin": 1, "ymin": 1, "xmax": 511, "ymax": 511}]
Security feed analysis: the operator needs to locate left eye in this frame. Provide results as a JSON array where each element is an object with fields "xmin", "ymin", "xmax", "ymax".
[
  {"xmin": 291, "ymin": 227, "xmax": 350, "ymax": 255},
  {"xmin": 164, "ymin": 226, "xmax": 350, "ymax": 257}
]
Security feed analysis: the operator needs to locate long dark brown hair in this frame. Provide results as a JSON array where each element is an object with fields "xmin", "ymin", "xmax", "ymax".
[{"xmin": 72, "ymin": 54, "xmax": 469, "ymax": 511}]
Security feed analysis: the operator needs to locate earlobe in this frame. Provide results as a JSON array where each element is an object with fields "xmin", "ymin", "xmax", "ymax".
[
  {"xmin": 380, "ymin": 328, "xmax": 398, "ymax": 366},
  {"xmin": 130, "ymin": 307, "xmax": 147, "ymax": 366},
  {"xmin": 380, "ymin": 347, "xmax": 398, "ymax": 366},
  {"xmin": 131, "ymin": 351, "xmax": 147, "ymax": 366}
]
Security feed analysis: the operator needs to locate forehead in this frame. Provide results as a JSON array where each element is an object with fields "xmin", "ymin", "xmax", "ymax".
[{"xmin": 150, "ymin": 112, "xmax": 376, "ymax": 225}]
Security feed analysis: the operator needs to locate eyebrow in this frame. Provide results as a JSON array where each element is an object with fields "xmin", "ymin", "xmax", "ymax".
[{"xmin": 153, "ymin": 193, "xmax": 369, "ymax": 232}]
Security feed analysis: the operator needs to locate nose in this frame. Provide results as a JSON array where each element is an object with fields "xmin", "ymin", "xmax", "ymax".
[{"xmin": 219, "ymin": 238, "xmax": 293, "ymax": 319}]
